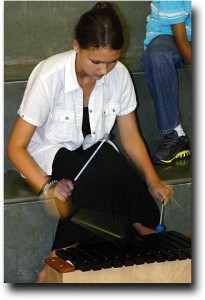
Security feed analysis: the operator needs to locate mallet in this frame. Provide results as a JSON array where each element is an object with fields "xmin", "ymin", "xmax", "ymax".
[
  {"xmin": 74, "ymin": 133, "xmax": 111, "ymax": 181},
  {"xmin": 156, "ymin": 203, "xmax": 165, "ymax": 233}
]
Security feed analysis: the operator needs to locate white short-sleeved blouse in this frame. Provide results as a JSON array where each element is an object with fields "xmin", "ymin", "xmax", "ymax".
[{"xmin": 18, "ymin": 50, "xmax": 137, "ymax": 174}]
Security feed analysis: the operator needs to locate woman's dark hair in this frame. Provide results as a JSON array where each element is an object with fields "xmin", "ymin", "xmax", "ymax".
[{"xmin": 74, "ymin": 2, "xmax": 124, "ymax": 50}]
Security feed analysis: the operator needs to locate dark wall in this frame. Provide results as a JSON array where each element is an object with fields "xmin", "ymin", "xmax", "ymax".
[{"xmin": 5, "ymin": 1, "xmax": 150, "ymax": 67}]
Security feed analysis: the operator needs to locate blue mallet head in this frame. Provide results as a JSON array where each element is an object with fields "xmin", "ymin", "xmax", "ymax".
[{"xmin": 156, "ymin": 224, "xmax": 165, "ymax": 233}]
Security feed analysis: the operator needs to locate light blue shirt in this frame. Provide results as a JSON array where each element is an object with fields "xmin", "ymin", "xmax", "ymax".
[{"xmin": 144, "ymin": 0, "xmax": 192, "ymax": 48}]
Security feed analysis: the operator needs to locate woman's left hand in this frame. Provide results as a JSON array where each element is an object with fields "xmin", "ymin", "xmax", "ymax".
[{"xmin": 148, "ymin": 180, "xmax": 173, "ymax": 206}]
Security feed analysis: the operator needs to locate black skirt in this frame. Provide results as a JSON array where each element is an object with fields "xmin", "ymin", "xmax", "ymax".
[{"xmin": 51, "ymin": 142, "xmax": 160, "ymax": 250}]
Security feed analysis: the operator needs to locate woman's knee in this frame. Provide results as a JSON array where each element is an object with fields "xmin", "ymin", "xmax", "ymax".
[{"xmin": 36, "ymin": 250, "xmax": 56, "ymax": 283}]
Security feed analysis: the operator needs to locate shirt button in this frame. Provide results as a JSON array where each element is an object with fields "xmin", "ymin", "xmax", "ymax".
[
  {"xmin": 89, "ymin": 109, "xmax": 93, "ymax": 113},
  {"xmin": 65, "ymin": 116, "xmax": 69, "ymax": 120},
  {"xmin": 112, "ymin": 109, "xmax": 115, "ymax": 112},
  {"xmin": 92, "ymin": 131, "xmax": 96, "ymax": 135}
]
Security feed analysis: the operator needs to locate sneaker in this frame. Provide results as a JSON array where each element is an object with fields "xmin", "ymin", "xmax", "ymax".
[
  {"xmin": 152, "ymin": 130, "xmax": 191, "ymax": 164},
  {"xmin": 156, "ymin": 157, "xmax": 191, "ymax": 182}
]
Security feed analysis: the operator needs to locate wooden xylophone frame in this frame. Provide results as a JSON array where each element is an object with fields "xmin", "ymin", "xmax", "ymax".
[{"xmin": 46, "ymin": 231, "xmax": 192, "ymax": 283}]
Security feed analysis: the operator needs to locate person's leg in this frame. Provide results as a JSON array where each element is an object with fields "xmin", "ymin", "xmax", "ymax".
[
  {"xmin": 50, "ymin": 145, "xmax": 117, "ymax": 245},
  {"xmin": 36, "ymin": 249, "xmax": 56, "ymax": 283},
  {"xmin": 36, "ymin": 242, "xmax": 79, "ymax": 283},
  {"xmin": 132, "ymin": 223, "xmax": 157, "ymax": 235},
  {"xmin": 52, "ymin": 143, "xmax": 160, "ymax": 244},
  {"xmin": 141, "ymin": 35, "xmax": 184, "ymax": 133},
  {"xmin": 141, "ymin": 35, "xmax": 190, "ymax": 164},
  {"xmin": 36, "ymin": 146, "xmax": 100, "ymax": 283},
  {"xmin": 85, "ymin": 142, "xmax": 160, "ymax": 231},
  {"xmin": 36, "ymin": 143, "xmax": 160, "ymax": 282}
]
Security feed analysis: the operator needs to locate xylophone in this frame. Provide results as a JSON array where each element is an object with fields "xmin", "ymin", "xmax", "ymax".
[{"xmin": 46, "ymin": 231, "xmax": 191, "ymax": 283}]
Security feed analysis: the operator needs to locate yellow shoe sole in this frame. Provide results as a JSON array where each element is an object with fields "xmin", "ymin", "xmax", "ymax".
[{"xmin": 160, "ymin": 150, "xmax": 191, "ymax": 164}]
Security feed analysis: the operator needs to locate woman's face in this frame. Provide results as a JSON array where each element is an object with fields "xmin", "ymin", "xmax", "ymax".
[{"xmin": 74, "ymin": 40, "xmax": 121, "ymax": 80}]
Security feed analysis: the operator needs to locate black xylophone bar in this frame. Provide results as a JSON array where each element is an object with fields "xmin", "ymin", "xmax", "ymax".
[
  {"xmin": 55, "ymin": 231, "xmax": 191, "ymax": 272},
  {"xmin": 137, "ymin": 231, "xmax": 191, "ymax": 260},
  {"xmin": 139, "ymin": 231, "xmax": 190, "ymax": 260},
  {"xmin": 159, "ymin": 232, "xmax": 191, "ymax": 259},
  {"xmin": 164, "ymin": 231, "xmax": 191, "ymax": 256},
  {"xmin": 129, "ymin": 236, "xmax": 171, "ymax": 263}
]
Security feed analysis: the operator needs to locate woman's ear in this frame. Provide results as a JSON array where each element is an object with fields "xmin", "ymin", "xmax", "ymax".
[{"xmin": 73, "ymin": 39, "xmax": 80, "ymax": 53}]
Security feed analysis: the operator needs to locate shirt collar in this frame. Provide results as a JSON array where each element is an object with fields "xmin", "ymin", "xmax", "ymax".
[
  {"xmin": 64, "ymin": 50, "xmax": 80, "ymax": 93},
  {"xmin": 96, "ymin": 73, "xmax": 110, "ymax": 86},
  {"xmin": 64, "ymin": 50, "xmax": 110, "ymax": 93}
]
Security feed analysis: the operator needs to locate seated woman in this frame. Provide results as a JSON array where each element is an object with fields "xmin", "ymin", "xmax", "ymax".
[{"xmin": 7, "ymin": 2, "xmax": 172, "ymax": 283}]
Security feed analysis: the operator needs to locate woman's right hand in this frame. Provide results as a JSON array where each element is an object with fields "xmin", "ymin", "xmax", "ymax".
[
  {"xmin": 45, "ymin": 179, "xmax": 74, "ymax": 219},
  {"xmin": 49, "ymin": 179, "xmax": 74, "ymax": 202}
]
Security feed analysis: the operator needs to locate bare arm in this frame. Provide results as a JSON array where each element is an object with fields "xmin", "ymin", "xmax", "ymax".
[
  {"xmin": 172, "ymin": 22, "xmax": 191, "ymax": 64},
  {"xmin": 116, "ymin": 112, "xmax": 172, "ymax": 204},
  {"xmin": 7, "ymin": 117, "xmax": 48, "ymax": 192},
  {"xmin": 7, "ymin": 117, "xmax": 74, "ymax": 200}
]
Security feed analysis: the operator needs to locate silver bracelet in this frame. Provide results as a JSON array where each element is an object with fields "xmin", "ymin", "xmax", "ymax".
[{"xmin": 42, "ymin": 180, "xmax": 58, "ymax": 198}]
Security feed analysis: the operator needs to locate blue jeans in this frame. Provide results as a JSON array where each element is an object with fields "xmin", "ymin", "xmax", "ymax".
[{"xmin": 140, "ymin": 35, "xmax": 187, "ymax": 134}]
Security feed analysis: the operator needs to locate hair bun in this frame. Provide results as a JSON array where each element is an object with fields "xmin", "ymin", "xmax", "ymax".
[
  {"xmin": 92, "ymin": 2, "xmax": 114, "ymax": 11},
  {"xmin": 75, "ymin": 1, "xmax": 124, "ymax": 50}
]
